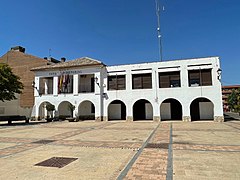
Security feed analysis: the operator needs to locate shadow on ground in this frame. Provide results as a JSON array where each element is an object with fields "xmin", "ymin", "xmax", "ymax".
[{"xmin": 224, "ymin": 112, "xmax": 240, "ymax": 122}]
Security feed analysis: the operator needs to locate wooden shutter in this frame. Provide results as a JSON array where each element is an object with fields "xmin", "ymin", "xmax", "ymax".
[
  {"xmin": 159, "ymin": 74, "xmax": 170, "ymax": 88},
  {"xmin": 47, "ymin": 77, "xmax": 53, "ymax": 94},
  {"xmin": 201, "ymin": 69, "xmax": 212, "ymax": 86},
  {"xmin": 132, "ymin": 75, "xmax": 142, "ymax": 89},
  {"xmin": 39, "ymin": 78, "xmax": 45, "ymax": 95},
  {"xmin": 108, "ymin": 76, "xmax": 117, "ymax": 90},
  {"xmin": 142, "ymin": 74, "xmax": 152, "ymax": 89},
  {"xmin": 189, "ymin": 70, "xmax": 200, "ymax": 79},
  {"xmin": 189, "ymin": 70, "xmax": 200, "ymax": 86},
  {"xmin": 170, "ymin": 73, "xmax": 180, "ymax": 87},
  {"xmin": 117, "ymin": 75, "xmax": 126, "ymax": 90}
]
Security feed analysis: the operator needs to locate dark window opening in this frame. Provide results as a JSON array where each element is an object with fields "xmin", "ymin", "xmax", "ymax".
[
  {"xmin": 58, "ymin": 75, "xmax": 73, "ymax": 94},
  {"xmin": 91, "ymin": 103, "xmax": 95, "ymax": 113},
  {"xmin": 188, "ymin": 69, "xmax": 212, "ymax": 87},
  {"xmin": 108, "ymin": 75, "xmax": 126, "ymax": 90},
  {"xmin": 132, "ymin": 73, "xmax": 152, "ymax": 89},
  {"xmin": 39, "ymin": 77, "xmax": 53, "ymax": 95},
  {"xmin": 159, "ymin": 71, "xmax": 181, "ymax": 88},
  {"xmin": 79, "ymin": 74, "xmax": 94, "ymax": 93}
]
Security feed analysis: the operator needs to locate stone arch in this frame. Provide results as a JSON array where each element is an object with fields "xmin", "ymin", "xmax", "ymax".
[
  {"xmin": 108, "ymin": 100, "xmax": 126, "ymax": 120},
  {"xmin": 133, "ymin": 99, "xmax": 153, "ymax": 121},
  {"xmin": 160, "ymin": 98, "xmax": 182, "ymax": 120},
  {"xmin": 190, "ymin": 97, "xmax": 214, "ymax": 121},
  {"xmin": 78, "ymin": 100, "xmax": 95, "ymax": 120}
]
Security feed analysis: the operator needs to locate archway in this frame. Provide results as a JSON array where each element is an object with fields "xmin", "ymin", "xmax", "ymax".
[
  {"xmin": 38, "ymin": 101, "xmax": 54, "ymax": 120},
  {"xmin": 58, "ymin": 101, "xmax": 73, "ymax": 119},
  {"xmin": 190, "ymin": 97, "xmax": 214, "ymax": 121},
  {"xmin": 78, "ymin": 100, "xmax": 95, "ymax": 120},
  {"xmin": 160, "ymin": 98, "xmax": 182, "ymax": 120},
  {"xmin": 133, "ymin": 99, "xmax": 153, "ymax": 120},
  {"xmin": 108, "ymin": 100, "xmax": 126, "ymax": 120}
]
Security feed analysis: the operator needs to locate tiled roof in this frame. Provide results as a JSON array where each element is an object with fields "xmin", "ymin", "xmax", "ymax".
[{"xmin": 31, "ymin": 57, "xmax": 105, "ymax": 71}]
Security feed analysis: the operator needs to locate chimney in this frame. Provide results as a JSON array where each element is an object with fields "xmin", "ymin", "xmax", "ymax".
[
  {"xmin": 10, "ymin": 46, "xmax": 25, "ymax": 53},
  {"xmin": 61, "ymin": 57, "xmax": 66, "ymax": 63}
]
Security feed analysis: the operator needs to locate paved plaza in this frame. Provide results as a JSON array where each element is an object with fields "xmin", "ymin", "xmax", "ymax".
[{"xmin": 0, "ymin": 120, "xmax": 240, "ymax": 179}]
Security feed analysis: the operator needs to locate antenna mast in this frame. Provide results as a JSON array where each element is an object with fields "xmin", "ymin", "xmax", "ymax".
[
  {"xmin": 49, "ymin": 48, "xmax": 52, "ymax": 58},
  {"xmin": 155, "ymin": 0, "xmax": 163, "ymax": 61}
]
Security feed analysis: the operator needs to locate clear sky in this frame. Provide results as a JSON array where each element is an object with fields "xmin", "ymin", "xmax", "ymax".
[{"xmin": 0, "ymin": 0, "xmax": 239, "ymax": 85}]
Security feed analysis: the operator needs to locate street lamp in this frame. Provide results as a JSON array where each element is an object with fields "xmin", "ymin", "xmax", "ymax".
[{"xmin": 217, "ymin": 68, "xmax": 222, "ymax": 80}]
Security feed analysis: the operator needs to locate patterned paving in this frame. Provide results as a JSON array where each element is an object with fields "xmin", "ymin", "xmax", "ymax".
[
  {"xmin": 173, "ymin": 143, "xmax": 240, "ymax": 152},
  {"xmin": 124, "ymin": 124, "xmax": 171, "ymax": 180},
  {"xmin": 0, "ymin": 120, "xmax": 240, "ymax": 179},
  {"xmin": 0, "ymin": 121, "xmax": 153, "ymax": 158}
]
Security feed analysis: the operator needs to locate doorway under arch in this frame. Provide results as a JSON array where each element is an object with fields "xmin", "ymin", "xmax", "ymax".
[
  {"xmin": 108, "ymin": 100, "xmax": 126, "ymax": 120},
  {"xmin": 38, "ymin": 101, "xmax": 53, "ymax": 120},
  {"xmin": 160, "ymin": 98, "xmax": 182, "ymax": 120},
  {"xmin": 133, "ymin": 99, "xmax": 153, "ymax": 120},
  {"xmin": 190, "ymin": 97, "xmax": 214, "ymax": 121},
  {"xmin": 78, "ymin": 100, "xmax": 95, "ymax": 120},
  {"xmin": 58, "ymin": 101, "xmax": 73, "ymax": 119}
]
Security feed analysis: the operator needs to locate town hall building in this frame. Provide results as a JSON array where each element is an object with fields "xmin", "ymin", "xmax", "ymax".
[{"xmin": 31, "ymin": 56, "xmax": 224, "ymax": 122}]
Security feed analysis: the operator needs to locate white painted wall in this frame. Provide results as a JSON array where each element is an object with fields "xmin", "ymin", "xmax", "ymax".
[
  {"xmin": 160, "ymin": 103, "xmax": 171, "ymax": 120},
  {"xmin": 199, "ymin": 102, "xmax": 214, "ymax": 119},
  {"xmin": 33, "ymin": 57, "xmax": 223, "ymax": 121}
]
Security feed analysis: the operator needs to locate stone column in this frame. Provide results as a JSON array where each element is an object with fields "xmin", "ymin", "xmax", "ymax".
[
  {"xmin": 53, "ymin": 76, "xmax": 58, "ymax": 96},
  {"xmin": 153, "ymin": 116, "xmax": 160, "ymax": 122},
  {"xmin": 182, "ymin": 116, "xmax": 191, "ymax": 122},
  {"xmin": 126, "ymin": 116, "xmax": 133, "ymax": 122},
  {"xmin": 73, "ymin": 74, "xmax": 78, "ymax": 95},
  {"xmin": 214, "ymin": 116, "xmax": 224, "ymax": 122}
]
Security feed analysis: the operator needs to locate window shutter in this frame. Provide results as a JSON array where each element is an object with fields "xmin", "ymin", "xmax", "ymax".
[
  {"xmin": 201, "ymin": 69, "xmax": 212, "ymax": 86},
  {"xmin": 159, "ymin": 75, "xmax": 170, "ymax": 88},
  {"xmin": 108, "ymin": 76, "xmax": 117, "ymax": 90},
  {"xmin": 142, "ymin": 74, "xmax": 152, "ymax": 89},
  {"xmin": 133, "ymin": 75, "xmax": 142, "ymax": 89},
  {"xmin": 117, "ymin": 75, "xmax": 126, "ymax": 90}
]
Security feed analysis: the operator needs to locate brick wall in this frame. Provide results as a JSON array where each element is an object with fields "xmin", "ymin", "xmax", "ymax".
[{"xmin": 0, "ymin": 50, "xmax": 50, "ymax": 108}]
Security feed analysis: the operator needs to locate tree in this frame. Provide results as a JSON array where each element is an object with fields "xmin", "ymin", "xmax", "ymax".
[
  {"xmin": 68, "ymin": 104, "xmax": 75, "ymax": 117},
  {"xmin": 227, "ymin": 90, "xmax": 237, "ymax": 111},
  {"xmin": 227, "ymin": 88, "xmax": 240, "ymax": 113},
  {"xmin": 234, "ymin": 89, "xmax": 240, "ymax": 115},
  {"xmin": 0, "ymin": 63, "xmax": 24, "ymax": 101},
  {"xmin": 46, "ymin": 103, "xmax": 55, "ymax": 119}
]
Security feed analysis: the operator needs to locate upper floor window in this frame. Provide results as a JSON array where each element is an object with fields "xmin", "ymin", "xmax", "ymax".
[
  {"xmin": 79, "ymin": 74, "xmax": 95, "ymax": 93},
  {"xmin": 132, "ymin": 73, "xmax": 152, "ymax": 89},
  {"xmin": 108, "ymin": 75, "xmax": 126, "ymax": 90},
  {"xmin": 188, "ymin": 69, "xmax": 212, "ymax": 87},
  {"xmin": 39, "ymin": 77, "xmax": 53, "ymax": 95},
  {"xmin": 58, "ymin": 75, "xmax": 73, "ymax": 94},
  {"xmin": 159, "ymin": 71, "xmax": 181, "ymax": 88}
]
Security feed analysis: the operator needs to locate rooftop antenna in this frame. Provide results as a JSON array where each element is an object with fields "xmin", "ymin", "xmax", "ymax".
[
  {"xmin": 155, "ymin": 0, "xmax": 164, "ymax": 61},
  {"xmin": 48, "ymin": 48, "xmax": 52, "ymax": 59}
]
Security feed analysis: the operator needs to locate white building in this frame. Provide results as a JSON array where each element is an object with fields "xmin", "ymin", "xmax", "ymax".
[{"xmin": 31, "ymin": 56, "xmax": 224, "ymax": 122}]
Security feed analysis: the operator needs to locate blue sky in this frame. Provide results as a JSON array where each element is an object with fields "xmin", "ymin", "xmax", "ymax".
[{"xmin": 0, "ymin": 0, "xmax": 239, "ymax": 85}]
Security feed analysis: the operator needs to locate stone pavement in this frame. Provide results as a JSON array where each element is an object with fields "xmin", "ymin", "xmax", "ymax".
[{"xmin": 0, "ymin": 120, "xmax": 240, "ymax": 179}]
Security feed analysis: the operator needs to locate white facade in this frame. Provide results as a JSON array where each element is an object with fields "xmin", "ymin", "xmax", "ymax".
[{"xmin": 32, "ymin": 57, "xmax": 224, "ymax": 122}]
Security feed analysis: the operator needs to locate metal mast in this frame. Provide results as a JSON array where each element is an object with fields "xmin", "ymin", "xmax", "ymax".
[{"xmin": 155, "ymin": 0, "xmax": 163, "ymax": 61}]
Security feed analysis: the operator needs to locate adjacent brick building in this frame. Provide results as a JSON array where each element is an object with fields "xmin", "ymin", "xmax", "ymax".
[
  {"xmin": 222, "ymin": 85, "xmax": 240, "ymax": 112},
  {"xmin": 0, "ymin": 46, "xmax": 59, "ymax": 117}
]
